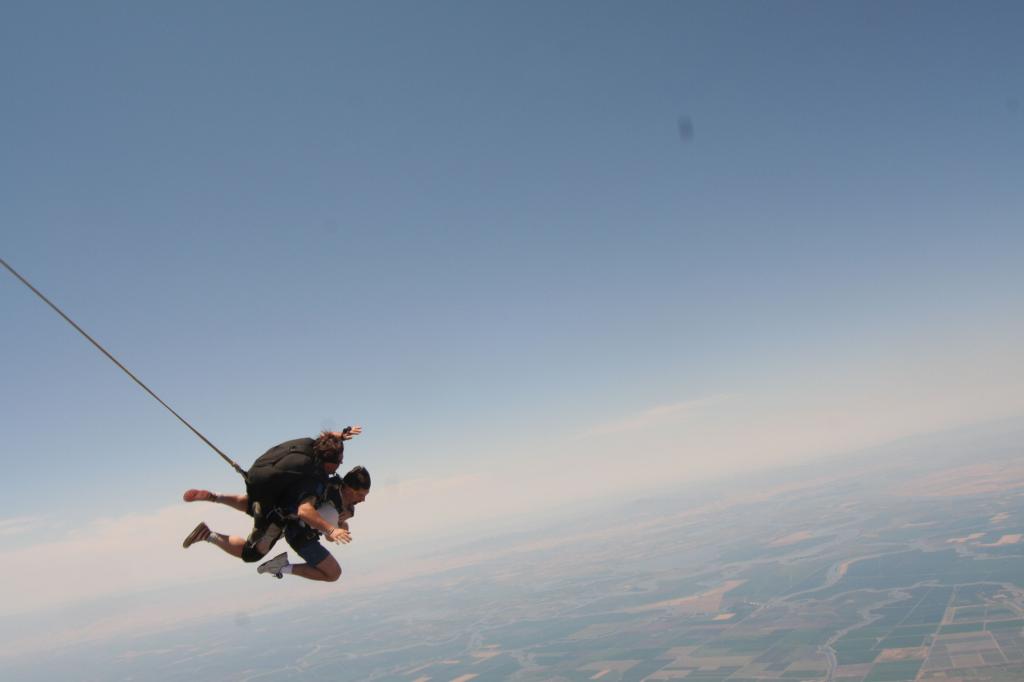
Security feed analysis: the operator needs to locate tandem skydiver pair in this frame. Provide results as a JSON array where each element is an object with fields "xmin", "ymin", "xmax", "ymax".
[{"xmin": 182, "ymin": 426, "xmax": 370, "ymax": 583}]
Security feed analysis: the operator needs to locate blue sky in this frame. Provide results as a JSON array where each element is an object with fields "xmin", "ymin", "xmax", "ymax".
[{"xmin": 2, "ymin": 0, "xmax": 1023, "ymax": 636}]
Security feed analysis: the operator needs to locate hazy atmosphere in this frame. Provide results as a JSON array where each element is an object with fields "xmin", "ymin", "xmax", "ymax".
[{"xmin": 3, "ymin": 2, "xmax": 1023, "ymax": 680}]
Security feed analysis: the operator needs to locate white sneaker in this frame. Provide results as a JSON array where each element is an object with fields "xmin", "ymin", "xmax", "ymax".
[{"xmin": 257, "ymin": 552, "xmax": 289, "ymax": 579}]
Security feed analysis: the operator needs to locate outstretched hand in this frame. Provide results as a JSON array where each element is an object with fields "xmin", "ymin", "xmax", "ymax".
[
  {"xmin": 326, "ymin": 527, "xmax": 352, "ymax": 544},
  {"xmin": 341, "ymin": 425, "xmax": 362, "ymax": 440}
]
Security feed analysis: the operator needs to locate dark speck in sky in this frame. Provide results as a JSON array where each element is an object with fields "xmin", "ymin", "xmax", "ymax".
[{"xmin": 677, "ymin": 115, "xmax": 695, "ymax": 142}]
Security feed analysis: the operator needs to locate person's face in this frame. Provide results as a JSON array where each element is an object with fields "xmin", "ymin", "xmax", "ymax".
[
  {"xmin": 324, "ymin": 461, "xmax": 341, "ymax": 475},
  {"xmin": 342, "ymin": 486, "xmax": 369, "ymax": 506}
]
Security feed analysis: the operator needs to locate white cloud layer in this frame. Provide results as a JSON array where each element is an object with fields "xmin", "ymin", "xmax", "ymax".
[
  {"xmin": 573, "ymin": 396, "xmax": 729, "ymax": 440},
  {"xmin": 0, "ymin": 516, "xmax": 40, "ymax": 537}
]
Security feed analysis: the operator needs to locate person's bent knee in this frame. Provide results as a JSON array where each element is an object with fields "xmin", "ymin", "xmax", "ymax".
[
  {"xmin": 316, "ymin": 558, "xmax": 342, "ymax": 582},
  {"xmin": 242, "ymin": 520, "xmax": 282, "ymax": 562},
  {"xmin": 241, "ymin": 545, "xmax": 267, "ymax": 563}
]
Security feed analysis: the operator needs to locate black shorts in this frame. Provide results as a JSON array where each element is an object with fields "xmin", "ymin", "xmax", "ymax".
[
  {"xmin": 240, "ymin": 509, "xmax": 286, "ymax": 562},
  {"xmin": 285, "ymin": 524, "xmax": 331, "ymax": 566}
]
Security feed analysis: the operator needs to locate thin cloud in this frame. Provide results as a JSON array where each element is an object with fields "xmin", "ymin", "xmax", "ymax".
[
  {"xmin": 574, "ymin": 395, "xmax": 730, "ymax": 440},
  {"xmin": 0, "ymin": 472, "xmax": 497, "ymax": 619},
  {"xmin": 0, "ymin": 516, "xmax": 42, "ymax": 537},
  {"xmin": 0, "ymin": 471, "xmax": 519, "ymax": 660}
]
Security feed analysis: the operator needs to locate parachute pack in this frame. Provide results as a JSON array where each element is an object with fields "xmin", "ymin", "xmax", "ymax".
[{"xmin": 245, "ymin": 438, "xmax": 325, "ymax": 515}]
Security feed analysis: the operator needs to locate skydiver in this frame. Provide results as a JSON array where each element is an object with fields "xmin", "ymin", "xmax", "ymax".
[
  {"xmin": 181, "ymin": 427, "xmax": 364, "ymax": 582},
  {"xmin": 184, "ymin": 465, "xmax": 371, "ymax": 582},
  {"xmin": 264, "ymin": 465, "xmax": 370, "ymax": 581}
]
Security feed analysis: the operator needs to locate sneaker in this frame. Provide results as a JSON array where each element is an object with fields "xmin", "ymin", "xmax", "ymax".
[
  {"xmin": 183, "ymin": 489, "xmax": 216, "ymax": 503},
  {"xmin": 182, "ymin": 522, "xmax": 211, "ymax": 548},
  {"xmin": 257, "ymin": 552, "xmax": 289, "ymax": 579}
]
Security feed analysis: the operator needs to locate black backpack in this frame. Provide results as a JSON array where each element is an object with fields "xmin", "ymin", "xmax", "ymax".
[{"xmin": 245, "ymin": 438, "xmax": 325, "ymax": 512}]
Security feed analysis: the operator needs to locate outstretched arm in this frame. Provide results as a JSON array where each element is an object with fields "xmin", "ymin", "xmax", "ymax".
[{"xmin": 323, "ymin": 425, "xmax": 362, "ymax": 441}]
